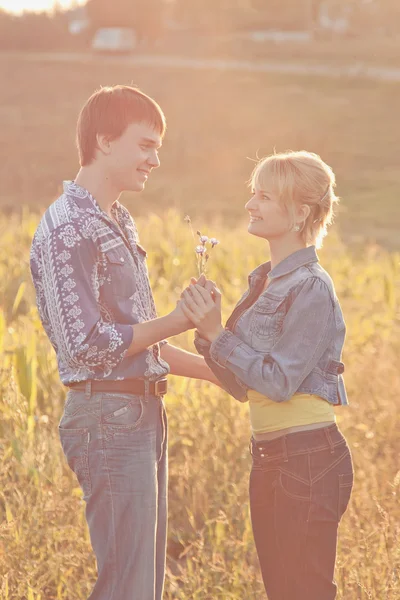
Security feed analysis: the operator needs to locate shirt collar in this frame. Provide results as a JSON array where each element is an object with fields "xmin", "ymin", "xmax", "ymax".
[
  {"xmin": 63, "ymin": 180, "xmax": 147, "ymax": 256},
  {"xmin": 249, "ymin": 246, "xmax": 319, "ymax": 282},
  {"xmin": 63, "ymin": 180, "xmax": 121, "ymax": 215},
  {"xmin": 63, "ymin": 180, "xmax": 100, "ymax": 212}
]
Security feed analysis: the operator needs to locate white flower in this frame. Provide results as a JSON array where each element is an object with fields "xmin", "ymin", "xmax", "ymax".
[{"xmin": 195, "ymin": 245, "xmax": 206, "ymax": 255}]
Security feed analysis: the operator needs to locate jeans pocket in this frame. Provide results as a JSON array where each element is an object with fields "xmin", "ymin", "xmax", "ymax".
[
  {"xmin": 338, "ymin": 471, "xmax": 353, "ymax": 519},
  {"xmin": 59, "ymin": 427, "xmax": 91, "ymax": 499},
  {"xmin": 278, "ymin": 470, "xmax": 311, "ymax": 501},
  {"xmin": 102, "ymin": 394, "xmax": 144, "ymax": 433}
]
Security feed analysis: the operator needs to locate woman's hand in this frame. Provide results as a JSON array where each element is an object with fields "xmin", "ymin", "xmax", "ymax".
[{"xmin": 180, "ymin": 283, "xmax": 224, "ymax": 343}]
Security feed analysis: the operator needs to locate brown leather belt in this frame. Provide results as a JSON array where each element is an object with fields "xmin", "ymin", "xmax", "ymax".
[{"xmin": 66, "ymin": 377, "xmax": 168, "ymax": 396}]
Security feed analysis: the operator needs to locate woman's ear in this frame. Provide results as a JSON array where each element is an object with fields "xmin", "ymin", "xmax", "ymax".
[{"xmin": 299, "ymin": 203, "xmax": 311, "ymax": 225}]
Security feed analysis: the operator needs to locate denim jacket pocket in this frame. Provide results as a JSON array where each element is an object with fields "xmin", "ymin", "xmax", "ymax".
[{"xmin": 251, "ymin": 294, "xmax": 285, "ymax": 343}]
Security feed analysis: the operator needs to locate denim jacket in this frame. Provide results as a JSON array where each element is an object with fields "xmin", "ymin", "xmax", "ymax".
[{"xmin": 194, "ymin": 246, "xmax": 348, "ymax": 406}]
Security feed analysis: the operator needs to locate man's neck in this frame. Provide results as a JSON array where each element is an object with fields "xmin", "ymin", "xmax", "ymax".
[{"xmin": 74, "ymin": 165, "xmax": 121, "ymax": 217}]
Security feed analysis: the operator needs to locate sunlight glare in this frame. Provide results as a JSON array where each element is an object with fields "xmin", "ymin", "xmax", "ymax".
[{"xmin": 0, "ymin": 0, "xmax": 83, "ymax": 14}]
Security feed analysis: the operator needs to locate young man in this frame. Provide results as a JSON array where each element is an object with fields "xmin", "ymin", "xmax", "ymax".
[{"xmin": 30, "ymin": 85, "xmax": 219, "ymax": 600}]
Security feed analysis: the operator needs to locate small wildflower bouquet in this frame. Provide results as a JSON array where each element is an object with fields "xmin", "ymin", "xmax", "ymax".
[{"xmin": 184, "ymin": 215, "xmax": 220, "ymax": 277}]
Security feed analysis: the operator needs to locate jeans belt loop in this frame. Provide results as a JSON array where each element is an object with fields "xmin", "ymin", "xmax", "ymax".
[
  {"xmin": 144, "ymin": 379, "xmax": 150, "ymax": 403},
  {"xmin": 84, "ymin": 379, "xmax": 92, "ymax": 401},
  {"xmin": 324, "ymin": 426, "xmax": 335, "ymax": 454}
]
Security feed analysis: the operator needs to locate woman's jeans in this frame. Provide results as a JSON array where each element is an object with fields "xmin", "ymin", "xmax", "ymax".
[
  {"xmin": 58, "ymin": 388, "xmax": 168, "ymax": 600},
  {"xmin": 249, "ymin": 423, "xmax": 353, "ymax": 600}
]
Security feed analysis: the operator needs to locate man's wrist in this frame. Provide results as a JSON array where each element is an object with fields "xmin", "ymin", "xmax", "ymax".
[{"xmin": 166, "ymin": 311, "xmax": 190, "ymax": 336}]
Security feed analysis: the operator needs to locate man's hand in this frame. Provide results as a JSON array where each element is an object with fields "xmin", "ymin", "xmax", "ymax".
[
  {"xmin": 170, "ymin": 300, "xmax": 196, "ymax": 332},
  {"xmin": 180, "ymin": 283, "xmax": 224, "ymax": 343}
]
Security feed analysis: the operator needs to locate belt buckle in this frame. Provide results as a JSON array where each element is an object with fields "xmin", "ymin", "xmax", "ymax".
[{"xmin": 154, "ymin": 378, "xmax": 168, "ymax": 396}]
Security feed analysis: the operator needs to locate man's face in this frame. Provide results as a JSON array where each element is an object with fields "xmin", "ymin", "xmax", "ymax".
[{"xmin": 106, "ymin": 122, "xmax": 162, "ymax": 193}]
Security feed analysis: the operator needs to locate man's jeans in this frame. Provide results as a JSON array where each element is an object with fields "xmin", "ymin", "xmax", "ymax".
[
  {"xmin": 249, "ymin": 424, "xmax": 353, "ymax": 600},
  {"xmin": 58, "ymin": 388, "xmax": 168, "ymax": 600}
]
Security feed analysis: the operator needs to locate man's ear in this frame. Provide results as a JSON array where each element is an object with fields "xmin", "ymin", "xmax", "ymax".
[{"xmin": 96, "ymin": 133, "xmax": 112, "ymax": 156}]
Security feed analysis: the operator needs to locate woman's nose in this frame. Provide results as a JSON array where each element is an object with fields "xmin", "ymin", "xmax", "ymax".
[{"xmin": 245, "ymin": 195, "xmax": 257, "ymax": 211}]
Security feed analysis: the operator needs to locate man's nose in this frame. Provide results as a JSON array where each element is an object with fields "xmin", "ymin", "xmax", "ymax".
[{"xmin": 148, "ymin": 150, "xmax": 160, "ymax": 169}]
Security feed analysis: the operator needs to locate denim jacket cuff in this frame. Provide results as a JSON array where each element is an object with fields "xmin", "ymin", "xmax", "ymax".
[
  {"xmin": 210, "ymin": 329, "xmax": 242, "ymax": 368},
  {"xmin": 193, "ymin": 331, "xmax": 212, "ymax": 358}
]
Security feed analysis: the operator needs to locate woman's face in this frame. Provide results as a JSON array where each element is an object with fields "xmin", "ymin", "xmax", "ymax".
[{"xmin": 245, "ymin": 183, "xmax": 291, "ymax": 241}]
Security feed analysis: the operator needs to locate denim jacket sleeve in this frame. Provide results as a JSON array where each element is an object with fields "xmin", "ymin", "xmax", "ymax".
[
  {"xmin": 39, "ymin": 224, "xmax": 134, "ymax": 372},
  {"xmin": 209, "ymin": 277, "xmax": 335, "ymax": 402},
  {"xmin": 193, "ymin": 333, "xmax": 248, "ymax": 402}
]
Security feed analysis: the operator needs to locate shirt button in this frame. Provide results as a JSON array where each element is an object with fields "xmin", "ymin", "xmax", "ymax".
[
  {"xmin": 261, "ymin": 453, "xmax": 265, "ymax": 457},
  {"xmin": 120, "ymin": 257, "xmax": 125, "ymax": 263}
]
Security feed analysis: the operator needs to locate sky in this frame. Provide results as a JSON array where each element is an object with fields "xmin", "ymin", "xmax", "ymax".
[{"xmin": 0, "ymin": 0, "xmax": 84, "ymax": 14}]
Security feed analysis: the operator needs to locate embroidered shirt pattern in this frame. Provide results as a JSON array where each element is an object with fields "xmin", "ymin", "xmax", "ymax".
[{"xmin": 30, "ymin": 181, "xmax": 169, "ymax": 385}]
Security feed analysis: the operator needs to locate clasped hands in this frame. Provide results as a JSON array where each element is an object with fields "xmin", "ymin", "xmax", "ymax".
[{"xmin": 178, "ymin": 274, "xmax": 224, "ymax": 343}]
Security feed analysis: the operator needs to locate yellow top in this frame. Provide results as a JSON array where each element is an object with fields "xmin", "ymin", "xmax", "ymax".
[{"xmin": 247, "ymin": 390, "xmax": 335, "ymax": 435}]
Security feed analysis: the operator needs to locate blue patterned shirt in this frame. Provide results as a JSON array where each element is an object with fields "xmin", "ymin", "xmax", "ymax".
[{"xmin": 30, "ymin": 181, "xmax": 169, "ymax": 385}]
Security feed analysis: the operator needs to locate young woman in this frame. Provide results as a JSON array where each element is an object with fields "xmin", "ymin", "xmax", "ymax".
[{"xmin": 180, "ymin": 151, "xmax": 353, "ymax": 600}]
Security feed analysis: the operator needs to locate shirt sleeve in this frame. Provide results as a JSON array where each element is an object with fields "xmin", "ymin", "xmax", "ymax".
[
  {"xmin": 39, "ymin": 224, "xmax": 133, "ymax": 373},
  {"xmin": 209, "ymin": 277, "xmax": 335, "ymax": 402}
]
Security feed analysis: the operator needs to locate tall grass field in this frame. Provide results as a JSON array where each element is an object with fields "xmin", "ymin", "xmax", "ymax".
[{"xmin": 0, "ymin": 209, "xmax": 399, "ymax": 599}]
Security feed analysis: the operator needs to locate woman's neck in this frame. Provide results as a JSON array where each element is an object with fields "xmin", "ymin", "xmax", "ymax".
[{"xmin": 268, "ymin": 238, "xmax": 307, "ymax": 271}]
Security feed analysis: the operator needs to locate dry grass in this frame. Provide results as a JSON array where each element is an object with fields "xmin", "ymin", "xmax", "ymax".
[{"xmin": 0, "ymin": 210, "xmax": 399, "ymax": 599}]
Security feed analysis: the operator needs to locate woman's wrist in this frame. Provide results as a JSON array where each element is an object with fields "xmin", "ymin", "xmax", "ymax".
[{"xmin": 203, "ymin": 324, "xmax": 224, "ymax": 343}]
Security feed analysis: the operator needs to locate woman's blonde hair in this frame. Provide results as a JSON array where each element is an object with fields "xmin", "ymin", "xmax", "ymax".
[{"xmin": 250, "ymin": 150, "xmax": 339, "ymax": 248}]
